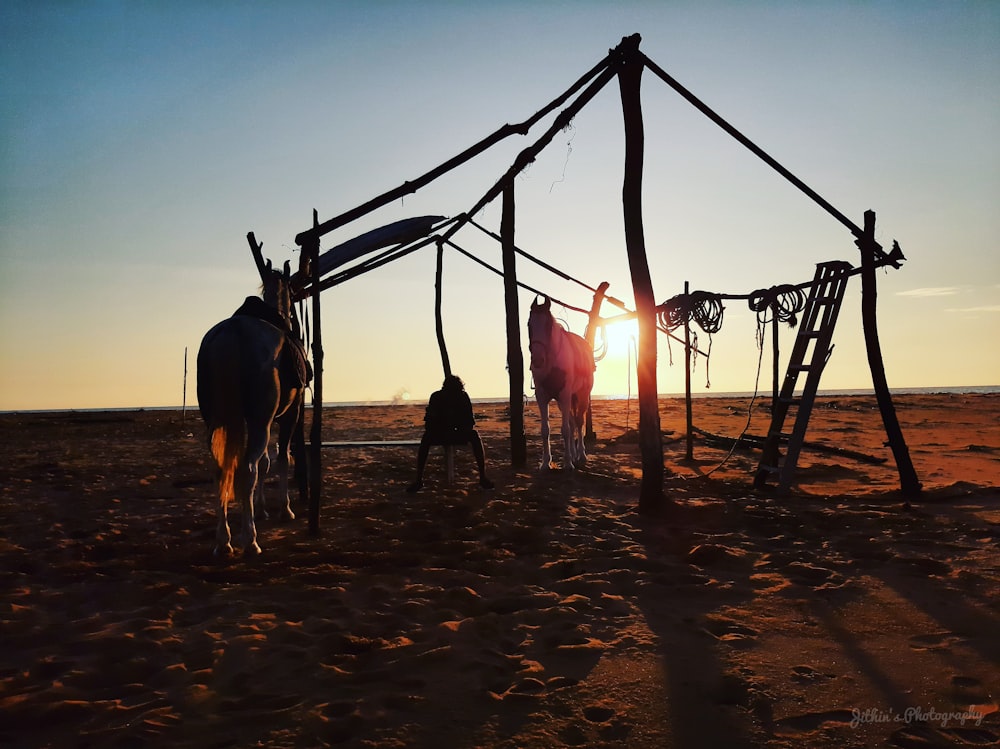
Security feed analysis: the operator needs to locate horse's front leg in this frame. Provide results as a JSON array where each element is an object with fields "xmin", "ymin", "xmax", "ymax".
[
  {"xmin": 558, "ymin": 394, "xmax": 577, "ymax": 471},
  {"xmin": 537, "ymin": 395, "xmax": 554, "ymax": 470}
]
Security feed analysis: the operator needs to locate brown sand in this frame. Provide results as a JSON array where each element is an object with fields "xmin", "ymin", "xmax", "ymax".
[{"xmin": 1, "ymin": 393, "xmax": 998, "ymax": 748}]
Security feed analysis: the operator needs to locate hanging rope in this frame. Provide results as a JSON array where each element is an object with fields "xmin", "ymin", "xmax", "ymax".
[
  {"xmin": 657, "ymin": 290, "xmax": 724, "ymax": 334},
  {"xmin": 747, "ymin": 284, "xmax": 806, "ymax": 327},
  {"xmin": 747, "ymin": 284, "xmax": 806, "ymax": 351},
  {"xmin": 298, "ymin": 299, "xmax": 312, "ymax": 396},
  {"xmin": 691, "ymin": 327, "xmax": 767, "ymax": 479},
  {"xmin": 657, "ymin": 291, "xmax": 723, "ymax": 388},
  {"xmin": 592, "ymin": 323, "xmax": 609, "ymax": 363}
]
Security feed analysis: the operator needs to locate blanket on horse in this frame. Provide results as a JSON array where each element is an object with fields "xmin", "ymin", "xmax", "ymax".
[{"xmin": 233, "ymin": 297, "xmax": 312, "ymax": 391}]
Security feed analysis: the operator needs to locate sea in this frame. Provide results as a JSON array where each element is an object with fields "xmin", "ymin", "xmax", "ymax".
[{"xmin": 7, "ymin": 385, "xmax": 997, "ymax": 415}]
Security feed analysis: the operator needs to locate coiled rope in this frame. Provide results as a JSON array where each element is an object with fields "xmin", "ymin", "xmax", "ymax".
[
  {"xmin": 747, "ymin": 284, "xmax": 806, "ymax": 349},
  {"xmin": 656, "ymin": 291, "xmax": 724, "ymax": 388},
  {"xmin": 747, "ymin": 284, "xmax": 806, "ymax": 326},
  {"xmin": 657, "ymin": 290, "xmax": 725, "ymax": 334}
]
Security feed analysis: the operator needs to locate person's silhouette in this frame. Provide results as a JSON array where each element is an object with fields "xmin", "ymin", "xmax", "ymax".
[{"xmin": 407, "ymin": 375, "xmax": 494, "ymax": 492}]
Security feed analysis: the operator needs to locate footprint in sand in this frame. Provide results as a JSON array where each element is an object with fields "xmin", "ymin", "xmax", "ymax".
[
  {"xmin": 785, "ymin": 561, "xmax": 842, "ymax": 587},
  {"xmin": 908, "ymin": 632, "xmax": 963, "ymax": 652},
  {"xmin": 306, "ymin": 701, "xmax": 363, "ymax": 745},
  {"xmin": 890, "ymin": 724, "xmax": 1000, "ymax": 748},
  {"xmin": 951, "ymin": 675, "xmax": 994, "ymax": 706},
  {"xmin": 583, "ymin": 704, "xmax": 617, "ymax": 723},
  {"xmin": 896, "ymin": 556, "xmax": 953, "ymax": 577},
  {"xmin": 701, "ymin": 614, "xmax": 759, "ymax": 648},
  {"xmin": 790, "ymin": 665, "xmax": 834, "ymax": 683},
  {"xmin": 774, "ymin": 709, "xmax": 855, "ymax": 736},
  {"xmin": 686, "ymin": 543, "xmax": 750, "ymax": 567}
]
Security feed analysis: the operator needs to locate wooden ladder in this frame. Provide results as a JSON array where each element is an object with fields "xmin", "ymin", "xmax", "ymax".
[{"xmin": 754, "ymin": 261, "xmax": 853, "ymax": 491}]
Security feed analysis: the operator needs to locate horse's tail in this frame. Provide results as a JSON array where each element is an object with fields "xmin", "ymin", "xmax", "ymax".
[
  {"xmin": 211, "ymin": 422, "xmax": 243, "ymax": 506},
  {"xmin": 198, "ymin": 324, "xmax": 246, "ymax": 508}
]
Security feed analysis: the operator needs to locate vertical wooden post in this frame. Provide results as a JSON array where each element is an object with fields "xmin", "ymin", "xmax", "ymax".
[
  {"xmin": 247, "ymin": 231, "xmax": 268, "ymax": 283},
  {"xmin": 859, "ymin": 210, "xmax": 921, "ymax": 498},
  {"xmin": 584, "ymin": 281, "xmax": 610, "ymax": 445},
  {"xmin": 307, "ymin": 210, "xmax": 323, "ymax": 535},
  {"xmin": 501, "ymin": 181, "xmax": 527, "ymax": 467},
  {"xmin": 182, "ymin": 346, "xmax": 188, "ymax": 424},
  {"xmin": 617, "ymin": 36, "xmax": 664, "ymax": 514},
  {"xmin": 771, "ymin": 312, "xmax": 780, "ymax": 412},
  {"xmin": 435, "ymin": 239, "xmax": 452, "ymax": 378},
  {"xmin": 683, "ymin": 282, "xmax": 693, "ymax": 461}
]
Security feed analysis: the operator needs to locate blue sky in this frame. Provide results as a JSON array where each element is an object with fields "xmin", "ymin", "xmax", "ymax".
[{"xmin": 2, "ymin": 1, "xmax": 998, "ymax": 410}]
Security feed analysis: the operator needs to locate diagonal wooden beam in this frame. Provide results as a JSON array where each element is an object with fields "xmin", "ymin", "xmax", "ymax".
[
  {"xmin": 641, "ymin": 53, "xmax": 894, "ymax": 266},
  {"xmin": 294, "ymin": 50, "xmax": 618, "ymax": 247}
]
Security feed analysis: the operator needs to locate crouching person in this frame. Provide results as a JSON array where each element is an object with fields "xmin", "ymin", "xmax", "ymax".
[{"xmin": 407, "ymin": 375, "xmax": 494, "ymax": 492}]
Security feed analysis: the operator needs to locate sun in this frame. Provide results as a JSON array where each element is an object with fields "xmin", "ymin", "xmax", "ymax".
[{"xmin": 595, "ymin": 316, "xmax": 639, "ymax": 362}]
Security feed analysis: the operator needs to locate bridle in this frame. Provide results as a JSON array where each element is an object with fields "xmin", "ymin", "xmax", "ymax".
[{"xmin": 528, "ymin": 309, "xmax": 558, "ymax": 371}]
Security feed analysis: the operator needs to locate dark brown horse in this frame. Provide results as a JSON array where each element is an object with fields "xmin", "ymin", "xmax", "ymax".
[{"xmin": 197, "ymin": 261, "xmax": 309, "ymax": 555}]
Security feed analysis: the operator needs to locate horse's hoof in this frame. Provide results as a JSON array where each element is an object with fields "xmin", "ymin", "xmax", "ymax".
[
  {"xmin": 244, "ymin": 543, "xmax": 262, "ymax": 557},
  {"xmin": 214, "ymin": 544, "xmax": 235, "ymax": 557},
  {"xmin": 280, "ymin": 508, "xmax": 295, "ymax": 522}
]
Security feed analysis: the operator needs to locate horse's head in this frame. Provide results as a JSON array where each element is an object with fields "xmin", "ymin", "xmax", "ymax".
[
  {"xmin": 261, "ymin": 260, "xmax": 293, "ymax": 327},
  {"xmin": 527, "ymin": 296, "xmax": 554, "ymax": 371}
]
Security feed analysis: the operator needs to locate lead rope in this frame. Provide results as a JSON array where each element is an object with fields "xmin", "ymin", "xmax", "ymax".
[{"xmin": 300, "ymin": 299, "xmax": 312, "ymax": 397}]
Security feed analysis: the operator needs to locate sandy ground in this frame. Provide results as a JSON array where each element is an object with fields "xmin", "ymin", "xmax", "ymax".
[{"xmin": 1, "ymin": 393, "xmax": 998, "ymax": 748}]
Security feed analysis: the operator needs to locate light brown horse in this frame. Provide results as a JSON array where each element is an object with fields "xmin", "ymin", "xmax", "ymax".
[
  {"xmin": 527, "ymin": 296, "xmax": 595, "ymax": 470},
  {"xmin": 197, "ymin": 261, "xmax": 309, "ymax": 555}
]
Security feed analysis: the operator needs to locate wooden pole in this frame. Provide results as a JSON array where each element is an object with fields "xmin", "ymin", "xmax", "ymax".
[
  {"xmin": 859, "ymin": 210, "xmax": 921, "ymax": 498},
  {"xmin": 435, "ymin": 240, "xmax": 452, "ymax": 377},
  {"xmin": 617, "ymin": 34, "xmax": 664, "ymax": 514},
  {"xmin": 584, "ymin": 281, "xmax": 610, "ymax": 445},
  {"xmin": 307, "ymin": 210, "xmax": 323, "ymax": 535},
  {"xmin": 501, "ymin": 182, "xmax": 527, "ymax": 467},
  {"xmin": 182, "ymin": 346, "xmax": 188, "ymax": 424},
  {"xmin": 246, "ymin": 232, "xmax": 269, "ymax": 284},
  {"xmin": 683, "ymin": 282, "xmax": 693, "ymax": 461},
  {"xmin": 295, "ymin": 52, "xmax": 617, "ymax": 248},
  {"xmin": 771, "ymin": 312, "xmax": 780, "ymax": 412},
  {"xmin": 641, "ymin": 55, "xmax": 893, "ymax": 265},
  {"xmin": 439, "ymin": 63, "xmax": 618, "ymax": 248}
]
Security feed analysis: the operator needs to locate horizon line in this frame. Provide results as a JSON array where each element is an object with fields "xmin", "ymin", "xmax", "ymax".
[{"xmin": 4, "ymin": 385, "xmax": 998, "ymax": 415}]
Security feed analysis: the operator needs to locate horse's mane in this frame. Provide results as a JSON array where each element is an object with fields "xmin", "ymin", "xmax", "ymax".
[{"xmin": 261, "ymin": 262, "xmax": 293, "ymax": 326}]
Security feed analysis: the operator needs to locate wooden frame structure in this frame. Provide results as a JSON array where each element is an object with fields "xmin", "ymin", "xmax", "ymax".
[{"xmin": 246, "ymin": 33, "xmax": 918, "ymax": 532}]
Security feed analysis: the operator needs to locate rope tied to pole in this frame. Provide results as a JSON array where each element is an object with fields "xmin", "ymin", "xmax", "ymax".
[
  {"xmin": 592, "ymin": 323, "xmax": 609, "ymax": 363},
  {"xmin": 657, "ymin": 290, "xmax": 725, "ymax": 334},
  {"xmin": 747, "ymin": 284, "xmax": 806, "ymax": 327},
  {"xmin": 657, "ymin": 291, "xmax": 723, "ymax": 388},
  {"xmin": 747, "ymin": 284, "xmax": 806, "ymax": 351}
]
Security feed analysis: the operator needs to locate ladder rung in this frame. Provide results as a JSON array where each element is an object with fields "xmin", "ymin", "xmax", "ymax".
[
  {"xmin": 767, "ymin": 430, "xmax": 792, "ymax": 441},
  {"xmin": 790, "ymin": 364, "xmax": 814, "ymax": 371},
  {"xmin": 778, "ymin": 396, "xmax": 801, "ymax": 405},
  {"xmin": 799, "ymin": 331, "xmax": 824, "ymax": 339},
  {"xmin": 758, "ymin": 464, "xmax": 781, "ymax": 475}
]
